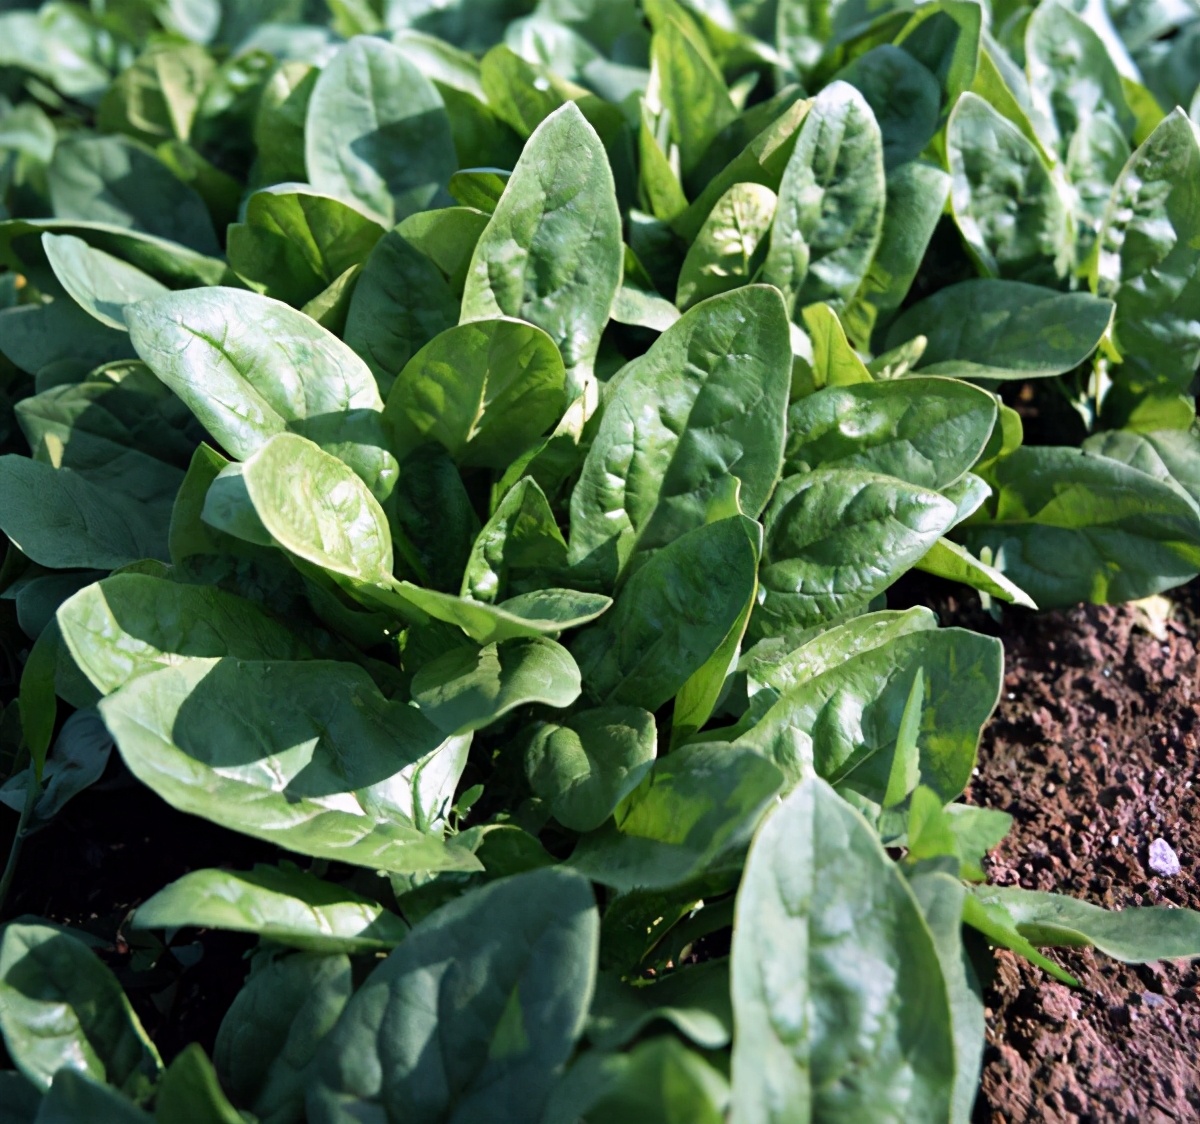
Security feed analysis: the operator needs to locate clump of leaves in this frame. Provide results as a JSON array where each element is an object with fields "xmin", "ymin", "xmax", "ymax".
[{"xmin": 0, "ymin": 0, "xmax": 1199, "ymax": 1121}]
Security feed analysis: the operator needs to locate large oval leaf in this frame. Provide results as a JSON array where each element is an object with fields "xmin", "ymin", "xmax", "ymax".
[
  {"xmin": 385, "ymin": 317, "xmax": 568, "ymax": 468},
  {"xmin": 305, "ymin": 36, "xmax": 456, "ymax": 225},
  {"xmin": 57, "ymin": 573, "xmax": 310, "ymax": 696},
  {"xmin": 569, "ymin": 286, "xmax": 791, "ymax": 578},
  {"xmin": 99, "ymin": 657, "xmax": 479, "ymax": 872},
  {"xmin": 411, "ymin": 637, "xmax": 582, "ymax": 735},
  {"xmin": 461, "ymin": 101, "xmax": 623, "ymax": 398},
  {"xmin": 754, "ymin": 470, "xmax": 958, "ymax": 634},
  {"xmin": 886, "ymin": 279, "xmax": 1115, "ymax": 379},
  {"xmin": 307, "ymin": 868, "xmax": 599, "ymax": 1124},
  {"xmin": 737, "ymin": 624, "xmax": 1003, "ymax": 804},
  {"xmin": 729, "ymin": 779, "xmax": 955, "ymax": 1123},
  {"xmin": 126, "ymin": 288, "xmax": 397, "ymax": 501},
  {"xmin": 960, "ymin": 445, "xmax": 1200, "ymax": 606},
  {"xmin": 42, "ymin": 232, "xmax": 168, "ymax": 330},
  {"xmin": 784, "ymin": 377, "xmax": 998, "ymax": 490}
]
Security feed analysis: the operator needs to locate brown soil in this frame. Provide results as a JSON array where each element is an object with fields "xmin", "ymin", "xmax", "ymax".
[{"xmin": 958, "ymin": 583, "xmax": 1200, "ymax": 1123}]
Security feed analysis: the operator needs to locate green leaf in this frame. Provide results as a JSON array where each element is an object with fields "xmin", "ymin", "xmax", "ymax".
[
  {"xmin": 836, "ymin": 46, "xmax": 942, "ymax": 169},
  {"xmin": 254, "ymin": 60, "xmax": 318, "ymax": 185},
  {"xmin": 308, "ymin": 868, "xmax": 599, "ymax": 1124},
  {"xmin": 99, "ymin": 657, "xmax": 479, "ymax": 872},
  {"xmin": 784, "ymin": 377, "xmax": 999, "ymax": 489},
  {"xmin": 1025, "ymin": 0, "xmax": 1134, "ymax": 154},
  {"xmin": 305, "ymin": 36, "xmax": 456, "ymax": 225},
  {"xmin": 215, "ymin": 953, "xmax": 352, "ymax": 1124},
  {"xmin": 982, "ymin": 886, "xmax": 1200, "ymax": 961},
  {"xmin": 155, "ymin": 1045, "xmax": 242, "ymax": 1124},
  {"xmin": 761, "ymin": 81, "xmax": 885, "ymax": 314},
  {"xmin": 729, "ymin": 778, "xmax": 955, "ymax": 1123},
  {"xmin": 915, "ymin": 537, "xmax": 1039, "ymax": 608},
  {"xmin": 569, "ymin": 287, "xmax": 791, "ymax": 578},
  {"xmin": 651, "ymin": 16, "xmax": 738, "ymax": 178},
  {"xmin": 397, "ymin": 585, "xmax": 615, "ymax": 645},
  {"xmin": 738, "ymin": 621, "xmax": 1002, "ymax": 804},
  {"xmin": 908, "ymin": 870, "xmax": 986, "ymax": 1124},
  {"xmin": 343, "ymin": 226, "xmax": 460, "ymax": 395},
  {"xmin": 48, "ymin": 134, "xmax": 218, "ymax": 256},
  {"xmin": 843, "ymin": 159, "xmax": 951, "ymax": 344},
  {"xmin": 524, "ymin": 706, "xmax": 657, "ymax": 832},
  {"xmin": 569, "ymin": 742, "xmax": 783, "ymax": 892},
  {"xmin": 571, "ymin": 518, "xmax": 759, "ymax": 711},
  {"xmin": 97, "ymin": 41, "xmax": 215, "ymax": 146},
  {"xmin": 962, "ymin": 445, "xmax": 1200, "ymax": 606},
  {"xmin": 395, "ymin": 205, "xmax": 490, "ymax": 294},
  {"xmin": 411, "ymin": 637, "xmax": 582, "ymax": 735},
  {"xmin": 1082, "ymin": 428, "xmax": 1200, "ymax": 510},
  {"xmin": 1092, "ymin": 110, "xmax": 1200, "ymax": 398},
  {"xmin": 34, "ymin": 1070, "xmax": 152, "ymax": 1124},
  {"xmin": 463, "ymin": 477, "xmax": 569, "ymax": 602},
  {"xmin": 42, "ymin": 233, "xmax": 169, "ymax": 331},
  {"xmin": 461, "ymin": 101, "xmax": 623, "ymax": 400},
  {"xmin": 754, "ymin": 470, "xmax": 958, "ymax": 633},
  {"xmin": 126, "ymin": 288, "xmax": 397, "ymax": 503},
  {"xmin": 0, "ymin": 458, "xmax": 169, "ymax": 570},
  {"xmin": 587, "ymin": 960, "xmax": 732, "ymax": 1051},
  {"xmin": 578, "ymin": 1036, "xmax": 730, "ymax": 1124},
  {"xmin": 134, "ymin": 864, "xmax": 410, "ymax": 953},
  {"xmin": 675, "ymin": 183, "xmax": 776, "ymax": 310},
  {"xmin": 56, "ymin": 573, "xmax": 310, "ymax": 696},
  {"xmin": 0, "ymin": 296, "xmax": 135, "ymax": 377},
  {"xmin": 384, "ymin": 318, "xmax": 568, "ymax": 468},
  {"xmin": 947, "ymin": 92, "xmax": 1071, "ymax": 282},
  {"xmin": 886, "ymin": 280, "xmax": 1115, "ymax": 379},
  {"xmin": 227, "ymin": 185, "xmax": 386, "ymax": 307},
  {"xmin": 0, "ymin": 1072, "xmax": 40, "ymax": 1123},
  {"xmin": 0, "ymin": 924, "xmax": 161, "ymax": 1095}
]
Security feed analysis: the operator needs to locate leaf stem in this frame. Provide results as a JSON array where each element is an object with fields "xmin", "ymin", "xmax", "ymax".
[{"xmin": 0, "ymin": 773, "xmax": 40, "ymax": 918}]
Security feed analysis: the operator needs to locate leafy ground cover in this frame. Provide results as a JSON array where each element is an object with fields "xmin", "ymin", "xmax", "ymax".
[{"xmin": 0, "ymin": 0, "xmax": 1199, "ymax": 1120}]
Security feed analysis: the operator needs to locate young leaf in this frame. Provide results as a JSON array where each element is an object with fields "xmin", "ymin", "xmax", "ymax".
[
  {"xmin": 568, "ymin": 742, "xmax": 783, "ymax": 892},
  {"xmin": 571, "ymin": 518, "xmax": 759, "ymax": 711},
  {"xmin": 675, "ymin": 182, "xmax": 777, "ymax": 310},
  {"xmin": 729, "ymin": 779, "xmax": 955, "ymax": 1123},
  {"xmin": 133, "ymin": 865, "xmax": 410, "ymax": 953},
  {"xmin": 155, "ymin": 1045, "xmax": 243, "ymax": 1124},
  {"xmin": 461, "ymin": 101, "xmax": 623, "ymax": 400},
  {"xmin": 226, "ymin": 185, "xmax": 386, "ymax": 307},
  {"xmin": 784, "ymin": 377, "xmax": 999, "ymax": 489},
  {"xmin": 385, "ymin": 317, "xmax": 568, "ymax": 468},
  {"xmin": 754, "ymin": 470, "xmax": 958, "ymax": 633},
  {"xmin": 305, "ymin": 36, "xmax": 456, "ymax": 225},
  {"xmin": 410, "ymin": 637, "xmax": 582, "ymax": 735},
  {"xmin": 307, "ymin": 868, "xmax": 599, "ymax": 1124},
  {"xmin": 42, "ymin": 233, "xmax": 169, "ymax": 330},
  {"xmin": 524, "ymin": 706, "xmax": 657, "ymax": 833}
]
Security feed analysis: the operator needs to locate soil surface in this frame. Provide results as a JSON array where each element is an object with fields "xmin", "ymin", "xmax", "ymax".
[{"xmin": 923, "ymin": 579, "xmax": 1200, "ymax": 1124}]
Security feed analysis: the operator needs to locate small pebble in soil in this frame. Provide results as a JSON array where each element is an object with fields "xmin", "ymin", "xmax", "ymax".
[
  {"xmin": 1142, "ymin": 992, "xmax": 1167, "ymax": 1009},
  {"xmin": 1147, "ymin": 837, "xmax": 1182, "ymax": 877}
]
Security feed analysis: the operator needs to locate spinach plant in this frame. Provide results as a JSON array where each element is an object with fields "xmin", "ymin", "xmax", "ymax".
[{"xmin": 0, "ymin": 0, "xmax": 1198, "ymax": 1121}]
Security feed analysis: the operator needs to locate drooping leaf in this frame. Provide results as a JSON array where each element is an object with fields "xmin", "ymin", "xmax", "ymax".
[
  {"xmin": 134, "ymin": 864, "xmax": 410, "ymax": 952},
  {"xmin": 0, "ymin": 924, "xmax": 161, "ymax": 1095},
  {"xmin": 42, "ymin": 233, "xmax": 169, "ymax": 331}
]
